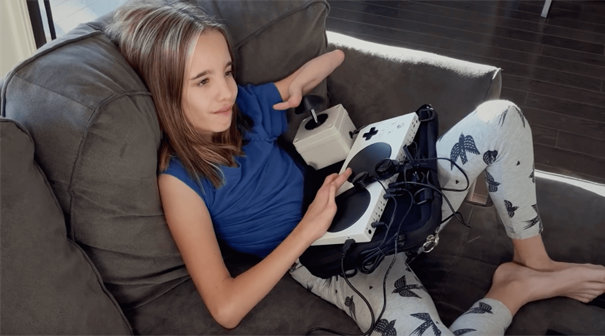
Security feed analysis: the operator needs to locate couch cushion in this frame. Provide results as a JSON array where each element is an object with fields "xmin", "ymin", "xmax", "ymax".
[
  {"xmin": 0, "ymin": 118, "xmax": 132, "ymax": 334},
  {"xmin": 325, "ymin": 32, "xmax": 502, "ymax": 137},
  {"xmin": 2, "ymin": 24, "xmax": 183, "ymax": 312},
  {"xmin": 411, "ymin": 171, "xmax": 605, "ymax": 335},
  {"xmin": 1, "ymin": 0, "xmax": 330, "ymax": 318},
  {"xmin": 124, "ymin": 253, "xmax": 362, "ymax": 335}
]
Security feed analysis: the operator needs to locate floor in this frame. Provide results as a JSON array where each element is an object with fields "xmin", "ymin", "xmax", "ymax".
[
  {"xmin": 326, "ymin": 0, "xmax": 605, "ymax": 184},
  {"xmin": 44, "ymin": 0, "xmax": 605, "ymax": 184}
]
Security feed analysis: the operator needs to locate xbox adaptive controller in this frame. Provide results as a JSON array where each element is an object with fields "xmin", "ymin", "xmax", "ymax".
[{"xmin": 311, "ymin": 113, "xmax": 420, "ymax": 246}]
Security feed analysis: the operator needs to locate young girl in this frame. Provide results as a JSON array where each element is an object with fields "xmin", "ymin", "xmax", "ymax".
[{"xmin": 105, "ymin": 0, "xmax": 605, "ymax": 334}]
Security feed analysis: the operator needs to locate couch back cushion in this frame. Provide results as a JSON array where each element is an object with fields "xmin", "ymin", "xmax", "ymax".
[
  {"xmin": 1, "ymin": 0, "xmax": 328, "ymax": 311},
  {"xmin": 0, "ymin": 118, "xmax": 132, "ymax": 334}
]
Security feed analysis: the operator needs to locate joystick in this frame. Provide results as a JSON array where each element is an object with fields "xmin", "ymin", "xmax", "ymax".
[
  {"xmin": 295, "ymin": 95, "xmax": 328, "ymax": 130},
  {"xmin": 293, "ymin": 96, "xmax": 357, "ymax": 170}
]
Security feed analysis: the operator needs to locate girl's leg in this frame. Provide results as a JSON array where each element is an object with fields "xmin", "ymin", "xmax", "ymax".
[
  {"xmin": 289, "ymin": 254, "xmax": 512, "ymax": 336},
  {"xmin": 290, "ymin": 257, "xmax": 605, "ymax": 336},
  {"xmin": 435, "ymin": 99, "xmax": 541, "ymax": 240},
  {"xmin": 434, "ymin": 99, "xmax": 605, "ymax": 302}
]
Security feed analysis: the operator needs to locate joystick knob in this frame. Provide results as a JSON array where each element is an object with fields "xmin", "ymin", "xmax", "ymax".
[
  {"xmin": 295, "ymin": 95, "xmax": 327, "ymax": 130},
  {"xmin": 375, "ymin": 159, "xmax": 399, "ymax": 179}
]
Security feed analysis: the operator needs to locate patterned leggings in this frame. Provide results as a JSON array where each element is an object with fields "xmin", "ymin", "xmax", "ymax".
[{"xmin": 290, "ymin": 100, "xmax": 542, "ymax": 335}]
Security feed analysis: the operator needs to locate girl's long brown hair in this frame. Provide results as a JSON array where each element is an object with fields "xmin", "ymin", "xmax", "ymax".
[{"xmin": 105, "ymin": 0, "xmax": 250, "ymax": 188}]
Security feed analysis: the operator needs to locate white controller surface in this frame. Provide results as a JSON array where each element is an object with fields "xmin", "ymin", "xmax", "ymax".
[{"xmin": 312, "ymin": 112, "xmax": 420, "ymax": 246}]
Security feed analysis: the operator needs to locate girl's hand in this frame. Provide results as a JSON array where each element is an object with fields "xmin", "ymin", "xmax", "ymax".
[
  {"xmin": 297, "ymin": 168, "xmax": 352, "ymax": 243},
  {"xmin": 272, "ymin": 85, "xmax": 303, "ymax": 111},
  {"xmin": 273, "ymin": 50, "xmax": 345, "ymax": 111}
]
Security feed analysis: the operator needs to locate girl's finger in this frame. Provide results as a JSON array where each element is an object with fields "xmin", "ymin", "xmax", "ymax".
[
  {"xmin": 322, "ymin": 173, "xmax": 339, "ymax": 186},
  {"xmin": 288, "ymin": 91, "xmax": 302, "ymax": 107},
  {"xmin": 272, "ymin": 102, "xmax": 290, "ymax": 110},
  {"xmin": 334, "ymin": 168, "xmax": 352, "ymax": 187},
  {"xmin": 328, "ymin": 182, "xmax": 336, "ymax": 204}
]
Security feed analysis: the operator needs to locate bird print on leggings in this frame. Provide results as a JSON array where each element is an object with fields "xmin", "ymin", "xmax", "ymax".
[
  {"xmin": 484, "ymin": 170, "xmax": 501, "ymax": 192},
  {"xmin": 450, "ymin": 134, "xmax": 480, "ymax": 169},
  {"xmin": 375, "ymin": 318, "xmax": 397, "ymax": 336},
  {"xmin": 529, "ymin": 164, "xmax": 535, "ymax": 183},
  {"xmin": 483, "ymin": 150, "xmax": 498, "ymax": 165},
  {"xmin": 463, "ymin": 302, "xmax": 494, "ymax": 315},
  {"xmin": 524, "ymin": 204, "xmax": 543, "ymax": 231},
  {"xmin": 505, "ymin": 200, "xmax": 518, "ymax": 218},
  {"xmin": 410, "ymin": 313, "xmax": 441, "ymax": 336},
  {"xmin": 392, "ymin": 275, "xmax": 427, "ymax": 298},
  {"xmin": 322, "ymin": 277, "xmax": 336, "ymax": 288},
  {"xmin": 453, "ymin": 329, "xmax": 476, "ymax": 336},
  {"xmin": 345, "ymin": 296, "xmax": 356, "ymax": 321}
]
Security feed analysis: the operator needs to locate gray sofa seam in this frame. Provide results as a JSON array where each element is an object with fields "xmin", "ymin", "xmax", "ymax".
[
  {"xmin": 0, "ymin": 30, "xmax": 104, "ymax": 117},
  {"xmin": 0, "ymin": 118, "xmax": 33, "ymax": 142},
  {"xmin": 1, "ymin": 117, "xmax": 133, "ymax": 334},
  {"xmin": 4, "ymin": 76, "xmax": 152, "ymax": 241},
  {"xmin": 68, "ymin": 90, "xmax": 152, "ymax": 242},
  {"xmin": 13, "ymin": 74, "xmax": 97, "ymax": 111},
  {"xmin": 64, "ymin": 239, "xmax": 135, "ymax": 334},
  {"xmin": 36, "ymin": 157, "xmax": 134, "ymax": 334},
  {"xmin": 234, "ymin": 0, "xmax": 329, "ymax": 50}
]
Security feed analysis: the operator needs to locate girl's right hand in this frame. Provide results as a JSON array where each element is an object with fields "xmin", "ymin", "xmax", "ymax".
[{"xmin": 298, "ymin": 168, "xmax": 353, "ymax": 243}]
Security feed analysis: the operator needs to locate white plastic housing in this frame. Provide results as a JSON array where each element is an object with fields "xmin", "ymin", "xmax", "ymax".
[
  {"xmin": 312, "ymin": 112, "xmax": 420, "ymax": 246},
  {"xmin": 293, "ymin": 104, "xmax": 356, "ymax": 170}
]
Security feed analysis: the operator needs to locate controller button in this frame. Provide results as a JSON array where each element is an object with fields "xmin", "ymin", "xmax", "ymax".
[{"xmin": 362, "ymin": 127, "xmax": 378, "ymax": 140}]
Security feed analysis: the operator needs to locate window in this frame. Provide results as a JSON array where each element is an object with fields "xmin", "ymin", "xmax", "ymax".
[{"xmin": 29, "ymin": 0, "xmax": 125, "ymax": 47}]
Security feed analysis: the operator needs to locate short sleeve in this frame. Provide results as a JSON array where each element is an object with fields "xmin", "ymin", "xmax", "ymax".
[
  {"xmin": 236, "ymin": 83, "xmax": 288, "ymax": 139},
  {"xmin": 161, "ymin": 156, "xmax": 215, "ymax": 208}
]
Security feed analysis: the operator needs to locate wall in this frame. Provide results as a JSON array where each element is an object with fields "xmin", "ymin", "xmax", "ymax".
[{"xmin": 1, "ymin": 0, "xmax": 36, "ymax": 78}]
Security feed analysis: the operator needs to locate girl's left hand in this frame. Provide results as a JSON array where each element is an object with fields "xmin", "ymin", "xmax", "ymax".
[{"xmin": 272, "ymin": 85, "xmax": 303, "ymax": 110}]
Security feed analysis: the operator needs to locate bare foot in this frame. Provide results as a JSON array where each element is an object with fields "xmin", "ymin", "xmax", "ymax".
[
  {"xmin": 484, "ymin": 262, "xmax": 605, "ymax": 316},
  {"xmin": 513, "ymin": 253, "xmax": 605, "ymax": 273}
]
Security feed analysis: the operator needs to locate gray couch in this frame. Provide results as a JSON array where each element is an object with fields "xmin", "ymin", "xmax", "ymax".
[{"xmin": 2, "ymin": 1, "xmax": 604, "ymax": 335}]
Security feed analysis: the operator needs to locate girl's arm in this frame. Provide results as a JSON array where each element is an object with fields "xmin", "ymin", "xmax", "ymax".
[
  {"xmin": 158, "ymin": 168, "xmax": 351, "ymax": 329},
  {"xmin": 273, "ymin": 49, "xmax": 345, "ymax": 111}
]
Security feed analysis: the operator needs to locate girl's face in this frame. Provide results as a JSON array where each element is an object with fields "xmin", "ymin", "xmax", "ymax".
[{"xmin": 182, "ymin": 29, "xmax": 237, "ymax": 139}]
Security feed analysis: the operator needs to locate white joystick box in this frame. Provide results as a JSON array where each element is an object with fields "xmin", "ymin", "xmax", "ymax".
[{"xmin": 292, "ymin": 104, "xmax": 356, "ymax": 170}]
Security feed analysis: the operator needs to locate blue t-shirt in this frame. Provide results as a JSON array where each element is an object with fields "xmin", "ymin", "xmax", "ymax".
[{"xmin": 162, "ymin": 83, "xmax": 304, "ymax": 258}]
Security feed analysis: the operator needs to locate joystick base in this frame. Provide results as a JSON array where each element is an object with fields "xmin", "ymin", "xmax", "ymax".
[{"xmin": 293, "ymin": 104, "xmax": 356, "ymax": 170}]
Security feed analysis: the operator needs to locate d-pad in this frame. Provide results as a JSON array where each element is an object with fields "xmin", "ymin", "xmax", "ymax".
[{"xmin": 362, "ymin": 127, "xmax": 378, "ymax": 140}]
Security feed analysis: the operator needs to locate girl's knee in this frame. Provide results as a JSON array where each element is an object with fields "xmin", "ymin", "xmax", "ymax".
[{"xmin": 475, "ymin": 99, "xmax": 530, "ymax": 130}]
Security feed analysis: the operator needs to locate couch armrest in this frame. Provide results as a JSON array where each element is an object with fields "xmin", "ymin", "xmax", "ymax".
[{"xmin": 326, "ymin": 32, "xmax": 501, "ymax": 136}]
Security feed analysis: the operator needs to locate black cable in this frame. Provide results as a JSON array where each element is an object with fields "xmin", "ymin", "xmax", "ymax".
[
  {"xmin": 304, "ymin": 239, "xmax": 376, "ymax": 336},
  {"xmin": 305, "ymin": 136, "xmax": 474, "ymax": 335},
  {"xmin": 359, "ymin": 184, "xmax": 412, "ymax": 274},
  {"xmin": 388, "ymin": 151, "xmax": 472, "ymax": 227},
  {"xmin": 358, "ymin": 182, "xmax": 401, "ymax": 273},
  {"xmin": 305, "ymin": 183, "xmax": 401, "ymax": 336}
]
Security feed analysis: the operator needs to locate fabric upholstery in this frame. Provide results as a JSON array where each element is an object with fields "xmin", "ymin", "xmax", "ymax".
[
  {"xmin": 0, "ymin": 118, "xmax": 132, "ymax": 335},
  {"xmin": 325, "ymin": 31, "xmax": 502, "ymax": 136},
  {"xmin": 124, "ymin": 252, "xmax": 362, "ymax": 335},
  {"xmin": 2, "ymin": 24, "xmax": 185, "ymax": 312}
]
